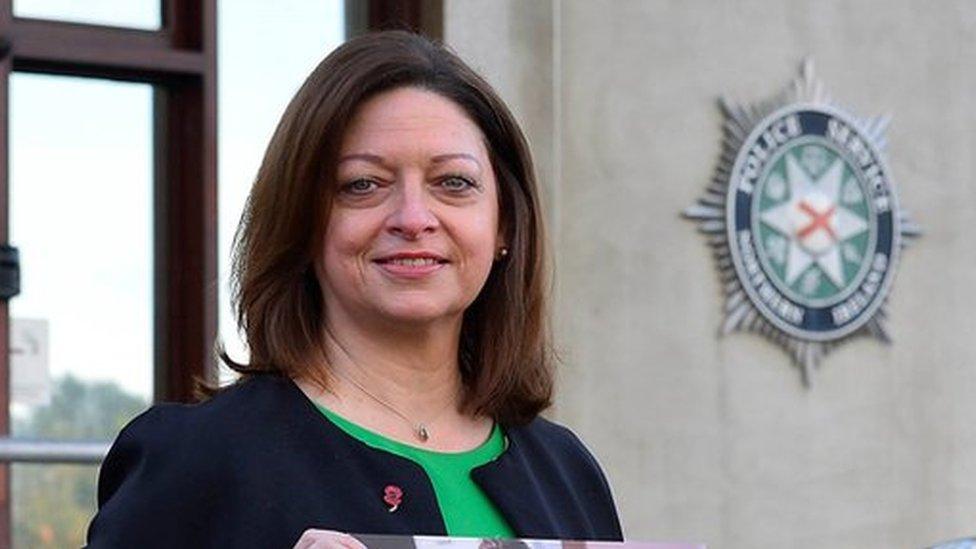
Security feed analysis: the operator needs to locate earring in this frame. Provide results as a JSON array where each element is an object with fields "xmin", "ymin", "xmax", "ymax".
[{"xmin": 497, "ymin": 247, "xmax": 509, "ymax": 259}]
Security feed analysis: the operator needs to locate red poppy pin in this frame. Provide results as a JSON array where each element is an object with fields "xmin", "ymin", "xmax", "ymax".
[{"xmin": 383, "ymin": 484, "xmax": 403, "ymax": 513}]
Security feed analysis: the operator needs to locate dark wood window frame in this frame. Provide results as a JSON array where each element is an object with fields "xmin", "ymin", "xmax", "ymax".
[
  {"xmin": 0, "ymin": 1, "xmax": 216, "ymax": 542},
  {"xmin": 0, "ymin": 3, "xmax": 218, "ymax": 400}
]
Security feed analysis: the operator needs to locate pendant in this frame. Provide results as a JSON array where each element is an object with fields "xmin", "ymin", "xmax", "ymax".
[{"xmin": 416, "ymin": 424, "xmax": 429, "ymax": 442}]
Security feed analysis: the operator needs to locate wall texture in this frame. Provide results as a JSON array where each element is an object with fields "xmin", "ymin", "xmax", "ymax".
[{"xmin": 446, "ymin": 2, "xmax": 976, "ymax": 548}]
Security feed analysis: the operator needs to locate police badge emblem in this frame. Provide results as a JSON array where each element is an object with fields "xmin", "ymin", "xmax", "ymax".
[{"xmin": 685, "ymin": 60, "xmax": 920, "ymax": 385}]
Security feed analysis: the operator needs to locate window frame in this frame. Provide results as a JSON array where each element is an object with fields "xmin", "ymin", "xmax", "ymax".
[{"xmin": 0, "ymin": 1, "xmax": 217, "ymax": 542}]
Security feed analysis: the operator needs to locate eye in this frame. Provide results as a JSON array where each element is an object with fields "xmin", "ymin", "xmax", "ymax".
[
  {"xmin": 437, "ymin": 175, "xmax": 479, "ymax": 193},
  {"xmin": 340, "ymin": 178, "xmax": 379, "ymax": 195}
]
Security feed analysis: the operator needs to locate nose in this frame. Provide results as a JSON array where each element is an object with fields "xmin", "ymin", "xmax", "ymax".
[{"xmin": 386, "ymin": 176, "xmax": 439, "ymax": 239}]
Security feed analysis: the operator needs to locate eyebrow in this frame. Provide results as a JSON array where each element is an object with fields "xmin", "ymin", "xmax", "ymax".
[
  {"xmin": 337, "ymin": 153, "xmax": 388, "ymax": 166},
  {"xmin": 430, "ymin": 153, "xmax": 481, "ymax": 167},
  {"xmin": 337, "ymin": 152, "xmax": 482, "ymax": 170}
]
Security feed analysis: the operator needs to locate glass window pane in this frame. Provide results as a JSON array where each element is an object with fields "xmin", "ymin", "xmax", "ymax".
[
  {"xmin": 9, "ymin": 72, "xmax": 154, "ymax": 549},
  {"xmin": 13, "ymin": 0, "xmax": 160, "ymax": 30},
  {"xmin": 217, "ymin": 0, "xmax": 344, "ymax": 381},
  {"xmin": 9, "ymin": 73, "xmax": 154, "ymax": 436},
  {"xmin": 12, "ymin": 464, "xmax": 99, "ymax": 548}
]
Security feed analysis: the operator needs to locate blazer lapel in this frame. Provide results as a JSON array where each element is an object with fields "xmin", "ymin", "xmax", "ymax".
[{"xmin": 470, "ymin": 435, "xmax": 562, "ymax": 539}]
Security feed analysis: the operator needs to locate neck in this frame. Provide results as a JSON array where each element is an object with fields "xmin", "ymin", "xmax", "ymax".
[
  {"xmin": 317, "ymin": 307, "xmax": 465, "ymax": 424},
  {"xmin": 297, "ymin": 308, "xmax": 493, "ymax": 451}
]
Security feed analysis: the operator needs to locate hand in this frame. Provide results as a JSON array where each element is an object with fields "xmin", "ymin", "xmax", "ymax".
[{"xmin": 292, "ymin": 529, "xmax": 369, "ymax": 549}]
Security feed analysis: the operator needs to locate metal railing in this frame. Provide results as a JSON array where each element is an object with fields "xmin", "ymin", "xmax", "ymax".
[{"xmin": 0, "ymin": 438, "xmax": 110, "ymax": 464}]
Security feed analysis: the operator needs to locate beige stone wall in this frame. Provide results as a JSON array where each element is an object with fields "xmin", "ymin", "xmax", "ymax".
[{"xmin": 445, "ymin": 1, "xmax": 976, "ymax": 548}]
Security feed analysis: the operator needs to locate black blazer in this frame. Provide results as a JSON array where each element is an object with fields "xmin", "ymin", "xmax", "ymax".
[{"xmin": 86, "ymin": 374, "xmax": 623, "ymax": 548}]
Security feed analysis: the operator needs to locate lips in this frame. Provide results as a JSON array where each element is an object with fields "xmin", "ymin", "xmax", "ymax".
[
  {"xmin": 372, "ymin": 251, "xmax": 449, "ymax": 278},
  {"xmin": 379, "ymin": 257, "xmax": 441, "ymax": 266},
  {"xmin": 375, "ymin": 250, "xmax": 448, "ymax": 264}
]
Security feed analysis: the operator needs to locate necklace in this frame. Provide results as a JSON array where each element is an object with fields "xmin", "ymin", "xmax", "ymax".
[{"xmin": 329, "ymin": 366, "xmax": 455, "ymax": 443}]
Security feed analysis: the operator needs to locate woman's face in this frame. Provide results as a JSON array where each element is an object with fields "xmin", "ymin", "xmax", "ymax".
[{"xmin": 318, "ymin": 87, "xmax": 502, "ymax": 330}]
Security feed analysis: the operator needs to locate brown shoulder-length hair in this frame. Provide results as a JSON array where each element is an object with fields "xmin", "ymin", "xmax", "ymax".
[{"xmin": 220, "ymin": 31, "xmax": 552, "ymax": 426}]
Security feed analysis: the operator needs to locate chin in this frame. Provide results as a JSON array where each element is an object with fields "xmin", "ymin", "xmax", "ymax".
[{"xmin": 376, "ymin": 300, "xmax": 464, "ymax": 326}]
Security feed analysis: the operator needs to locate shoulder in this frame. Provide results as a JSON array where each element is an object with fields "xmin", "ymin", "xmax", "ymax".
[
  {"xmin": 506, "ymin": 417, "xmax": 615, "ymax": 496},
  {"xmin": 506, "ymin": 415, "xmax": 606, "ymax": 472},
  {"xmin": 509, "ymin": 415, "xmax": 583, "ymax": 445},
  {"xmin": 100, "ymin": 375, "xmax": 296, "ymax": 467},
  {"xmin": 112, "ymin": 374, "xmax": 300, "ymax": 436},
  {"xmin": 87, "ymin": 375, "xmax": 304, "ymax": 547},
  {"xmin": 98, "ymin": 374, "xmax": 302, "ymax": 489}
]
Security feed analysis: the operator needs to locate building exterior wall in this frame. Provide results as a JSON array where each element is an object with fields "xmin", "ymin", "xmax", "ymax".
[{"xmin": 446, "ymin": 2, "xmax": 976, "ymax": 548}]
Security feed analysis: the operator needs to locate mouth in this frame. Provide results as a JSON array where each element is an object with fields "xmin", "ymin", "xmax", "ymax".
[
  {"xmin": 372, "ymin": 252, "xmax": 449, "ymax": 278},
  {"xmin": 373, "ymin": 252, "xmax": 450, "ymax": 265}
]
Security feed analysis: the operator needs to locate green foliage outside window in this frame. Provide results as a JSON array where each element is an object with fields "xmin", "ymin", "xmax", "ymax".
[{"xmin": 12, "ymin": 375, "xmax": 147, "ymax": 548}]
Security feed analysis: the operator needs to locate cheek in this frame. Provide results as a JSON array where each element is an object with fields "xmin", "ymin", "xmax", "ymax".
[
  {"xmin": 323, "ymin": 211, "xmax": 376, "ymax": 256},
  {"xmin": 319, "ymin": 214, "xmax": 376, "ymax": 284},
  {"xmin": 459, "ymin": 212, "xmax": 501, "ymax": 276}
]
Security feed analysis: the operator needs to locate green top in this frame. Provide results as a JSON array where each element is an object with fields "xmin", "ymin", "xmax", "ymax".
[{"xmin": 315, "ymin": 404, "xmax": 516, "ymax": 538}]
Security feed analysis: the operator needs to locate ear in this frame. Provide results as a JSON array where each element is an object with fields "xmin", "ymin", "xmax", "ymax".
[
  {"xmin": 495, "ymin": 224, "xmax": 509, "ymax": 260},
  {"xmin": 493, "ymin": 178, "xmax": 510, "ymax": 259}
]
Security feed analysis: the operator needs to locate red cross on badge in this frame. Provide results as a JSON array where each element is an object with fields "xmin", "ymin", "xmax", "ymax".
[{"xmin": 797, "ymin": 201, "xmax": 836, "ymax": 241}]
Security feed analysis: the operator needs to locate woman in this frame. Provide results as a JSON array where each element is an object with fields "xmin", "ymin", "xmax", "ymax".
[{"xmin": 86, "ymin": 31, "xmax": 622, "ymax": 548}]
